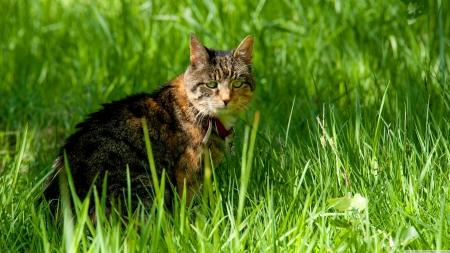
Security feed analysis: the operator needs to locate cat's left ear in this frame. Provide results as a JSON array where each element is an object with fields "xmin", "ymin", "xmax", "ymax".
[
  {"xmin": 233, "ymin": 35, "xmax": 254, "ymax": 65},
  {"xmin": 190, "ymin": 34, "xmax": 210, "ymax": 68}
]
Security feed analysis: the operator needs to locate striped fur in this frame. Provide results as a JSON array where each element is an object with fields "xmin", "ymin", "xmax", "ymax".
[{"xmin": 42, "ymin": 34, "xmax": 255, "ymax": 221}]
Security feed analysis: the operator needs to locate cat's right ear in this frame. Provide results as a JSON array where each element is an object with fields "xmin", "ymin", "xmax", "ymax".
[
  {"xmin": 189, "ymin": 34, "xmax": 210, "ymax": 68},
  {"xmin": 233, "ymin": 35, "xmax": 254, "ymax": 65}
]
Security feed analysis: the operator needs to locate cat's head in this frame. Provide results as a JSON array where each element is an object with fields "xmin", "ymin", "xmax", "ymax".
[{"xmin": 184, "ymin": 34, "xmax": 255, "ymax": 120}]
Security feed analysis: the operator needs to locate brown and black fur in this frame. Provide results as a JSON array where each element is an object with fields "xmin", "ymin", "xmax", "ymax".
[{"xmin": 42, "ymin": 34, "xmax": 255, "ymax": 221}]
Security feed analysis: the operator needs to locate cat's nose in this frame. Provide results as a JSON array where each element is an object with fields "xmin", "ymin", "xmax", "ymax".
[{"xmin": 220, "ymin": 94, "xmax": 231, "ymax": 105}]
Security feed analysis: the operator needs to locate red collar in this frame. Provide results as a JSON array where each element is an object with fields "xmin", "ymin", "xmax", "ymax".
[
  {"xmin": 213, "ymin": 118, "xmax": 234, "ymax": 139},
  {"xmin": 201, "ymin": 117, "xmax": 234, "ymax": 144}
]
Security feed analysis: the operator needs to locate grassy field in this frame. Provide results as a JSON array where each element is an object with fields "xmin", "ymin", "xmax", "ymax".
[{"xmin": 1, "ymin": 0, "xmax": 449, "ymax": 252}]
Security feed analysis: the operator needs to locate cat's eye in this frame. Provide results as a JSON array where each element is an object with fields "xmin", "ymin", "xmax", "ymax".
[
  {"xmin": 232, "ymin": 81, "xmax": 244, "ymax": 88},
  {"xmin": 205, "ymin": 82, "xmax": 218, "ymax": 88}
]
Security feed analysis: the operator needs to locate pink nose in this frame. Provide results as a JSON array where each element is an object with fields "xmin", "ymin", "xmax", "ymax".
[{"xmin": 221, "ymin": 94, "xmax": 230, "ymax": 105}]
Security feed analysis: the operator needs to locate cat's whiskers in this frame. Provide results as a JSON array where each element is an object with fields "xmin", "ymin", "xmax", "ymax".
[
  {"xmin": 194, "ymin": 108, "xmax": 207, "ymax": 125},
  {"xmin": 234, "ymin": 104, "xmax": 249, "ymax": 114},
  {"xmin": 233, "ymin": 99, "xmax": 249, "ymax": 110},
  {"xmin": 193, "ymin": 101, "xmax": 211, "ymax": 125}
]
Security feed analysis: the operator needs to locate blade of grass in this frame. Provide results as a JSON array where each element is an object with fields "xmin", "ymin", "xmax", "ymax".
[
  {"xmin": 141, "ymin": 117, "xmax": 160, "ymax": 198},
  {"xmin": 371, "ymin": 82, "xmax": 390, "ymax": 169}
]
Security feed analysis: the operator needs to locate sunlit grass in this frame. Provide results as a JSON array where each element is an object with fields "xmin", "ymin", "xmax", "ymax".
[{"xmin": 1, "ymin": 0, "xmax": 449, "ymax": 252}]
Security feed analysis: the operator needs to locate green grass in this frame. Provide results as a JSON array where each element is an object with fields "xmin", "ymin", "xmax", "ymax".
[{"xmin": 1, "ymin": 0, "xmax": 449, "ymax": 252}]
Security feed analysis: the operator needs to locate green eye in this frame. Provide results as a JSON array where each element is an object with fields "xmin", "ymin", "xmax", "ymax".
[
  {"xmin": 232, "ymin": 81, "xmax": 244, "ymax": 88},
  {"xmin": 206, "ymin": 82, "xmax": 218, "ymax": 88}
]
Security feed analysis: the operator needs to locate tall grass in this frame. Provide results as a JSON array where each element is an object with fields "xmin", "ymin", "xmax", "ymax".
[{"xmin": 1, "ymin": 0, "xmax": 449, "ymax": 252}]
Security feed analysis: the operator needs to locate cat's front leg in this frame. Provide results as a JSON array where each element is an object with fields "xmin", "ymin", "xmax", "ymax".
[
  {"xmin": 174, "ymin": 148, "xmax": 203, "ymax": 208},
  {"xmin": 175, "ymin": 168, "xmax": 203, "ymax": 208}
]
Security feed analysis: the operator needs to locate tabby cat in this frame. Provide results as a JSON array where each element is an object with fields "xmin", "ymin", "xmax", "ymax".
[{"xmin": 42, "ymin": 34, "xmax": 255, "ymax": 221}]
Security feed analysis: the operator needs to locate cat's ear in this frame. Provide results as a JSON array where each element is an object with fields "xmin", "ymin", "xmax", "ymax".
[
  {"xmin": 233, "ymin": 35, "xmax": 254, "ymax": 65},
  {"xmin": 189, "ymin": 34, "xmax": 210, "ymax": 68}
]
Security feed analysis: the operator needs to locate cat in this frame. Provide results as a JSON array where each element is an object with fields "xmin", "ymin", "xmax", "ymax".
[{"xmin": 42, "ymin": 34, "xmax": 255, "ymax": 221}]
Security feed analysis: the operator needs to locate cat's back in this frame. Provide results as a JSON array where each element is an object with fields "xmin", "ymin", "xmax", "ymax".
[
  {"xmin": 73, "ymin": 85, "xmax": 174, "ymax": 133},
  {"xmin": 65, "ymin": 77, "xmax": 185, "ymax": 146},
  {"xmin": 60, "ymin": 79, "xmax": 188, "ymax": 173},
  {"xmin": 63, "ymin": 92, "xmax": 154, "ymax": 155}
]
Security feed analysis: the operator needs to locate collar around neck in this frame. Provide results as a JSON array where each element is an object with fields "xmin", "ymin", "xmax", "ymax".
[
  {"xmin": 212, "ymin": 117, "xmax": 234, "ymax": 139},
  {"xmin": 201, "ymin": 117, "xmax": 234, "ymax": 144}
]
